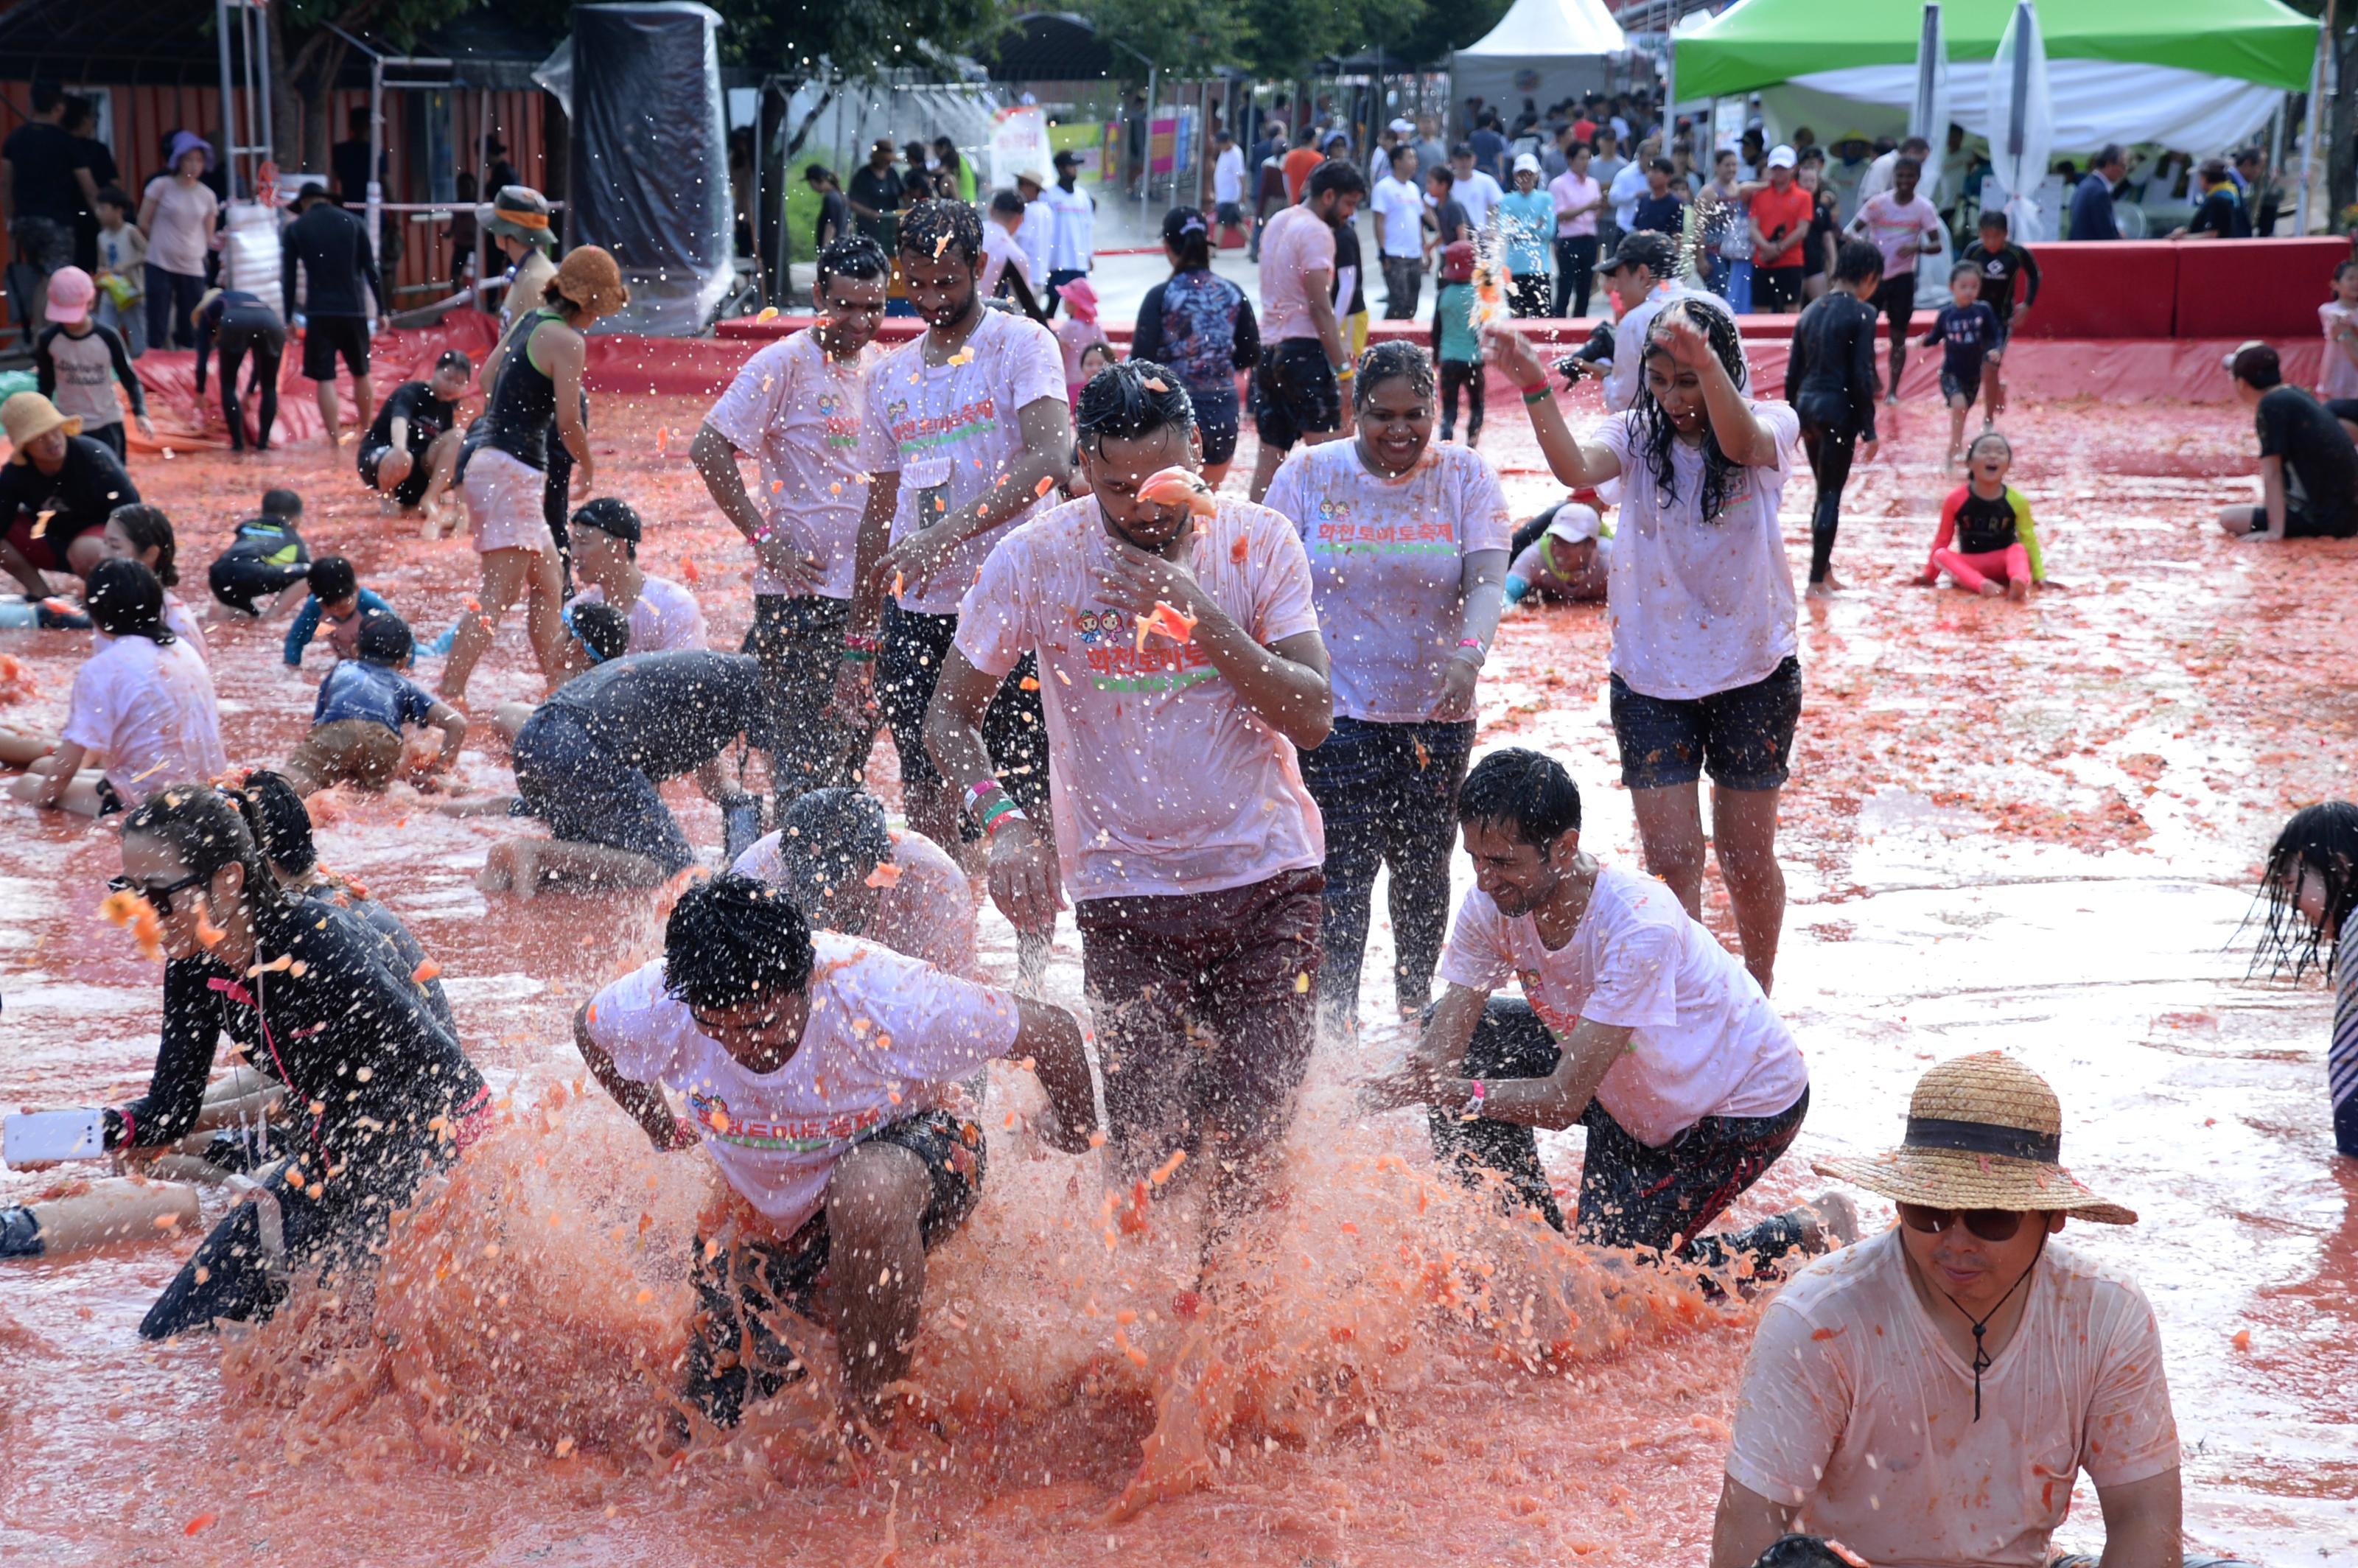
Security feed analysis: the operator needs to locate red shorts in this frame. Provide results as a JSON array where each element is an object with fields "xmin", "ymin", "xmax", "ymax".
[{"xmin": 4, "ymin": 514, "xmax": 72, "ymax": 573}]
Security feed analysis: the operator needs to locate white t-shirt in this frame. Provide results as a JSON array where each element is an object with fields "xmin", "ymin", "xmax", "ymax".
[
  {"xmin": 1726, "ymin": 1231, "xmax": 2180, "ymax": 1568},
  {"xmin": 142, "ymin": 176, "xmax": 218, "ymax": 277},
  {"xmin": 1855, "ymin": 147, "xmax": 1900, "ymax": 208},
  {"xmin": 1213, "ymin": 146, "xmax": 1246, "ymax": 206},
  {"xmin": 1046, "ymin": 183, "xmax": 1095, "ymax": 273},
  {"xmin": 702, "ymin": 329, "xmax": 877, "ymax": 600},
  {"xmin": 1262, "ymin": 439, "xmax": 1511, "ymax": 723},
  {"xmin": 2320, "ymin": 301, "xmax": 2358, "ymax": 400},
  {"xmin": 1452, "ymin": 169, "xmax": 1504, "ymax": 233},
  {"xmin": 1369, "ymin": 175, "xmax": 1427, "ymax": 259},
  {"xmin": 953, "ymin": 495, "xmax": 1326, "ymax": 903},
  {"xmin": 1601, "ymin": 279, "xmax": 1695, "ymax": 416},
  {"xmin": 980, "ymin": 223, "xmax": 1035, "ymax": 303},
  {"xmin": 98, "ymin": 592, "xmax": 210, "ymax": 661},
  {"xmin": 1595, "ymin": 397, "xmax": 1799, "ymax": 701},
  {"xmin": 1608, "ymin": 159, "xmax": 1651, "ymax": 230},
  {"xmin": 733, "ymin": 827, "xmax": 977, "ymax": 979},
  {"xmin": 1018, "ymin": 200, "xmax": 1055, "ymax": 283},
  {"xmin": 584, "ymin": 939, "xmax": 1019, "ymax": 1235},
  {"xmin": 61, "ymin": 631, "xmax": 228, "ymax": 798},
  {"xmin": 854, "ymin": 310, "xmax": 1067, "ymax": 615},
  {"xmin": 575, "ymin": 572, "xmax": 705, "ymax": 653},
  {"xmin": 1435, "ymin": 864, "xmax": 1808, "ymax": 1146}
]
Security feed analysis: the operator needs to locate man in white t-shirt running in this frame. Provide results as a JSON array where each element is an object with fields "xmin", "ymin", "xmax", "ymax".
[
  {"xmin": 925, "ymin": 363, "xmax": 1334, "ymax": 1249},
  {"xmin": 1365, "ymin": 749, "xmax": 1844, "ymax": 1277},
  {"xmin": 577, "ymin": 874, "xmax": 1096, "ymax": 1426},
  {"xmin": 693, "ymin": 235, "xmax": 888, "ymax": 800},
  {"xmin": 1710, "ymin": 1052, "xmax": 2225, "ymax": 1568}
]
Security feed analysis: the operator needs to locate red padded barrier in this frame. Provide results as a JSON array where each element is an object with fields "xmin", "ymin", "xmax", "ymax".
[
  {"xmin": 2006, "ymin": 242, "xmax": 2178, "ymax": 340},
  {"xmin": 2173, "ymin": 237, "xmax": 2350, "ymax": 342}
]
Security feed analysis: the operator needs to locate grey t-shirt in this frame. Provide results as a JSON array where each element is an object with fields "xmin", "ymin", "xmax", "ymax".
[{"xmin": 543, "ymin": 650, "xmax": 766, "ymax": 780}]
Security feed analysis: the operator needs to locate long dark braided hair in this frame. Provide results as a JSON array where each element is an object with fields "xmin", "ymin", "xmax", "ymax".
[{"xmin": 1626, "ymin": 295, "xmax": 1752, "ymax": 525}]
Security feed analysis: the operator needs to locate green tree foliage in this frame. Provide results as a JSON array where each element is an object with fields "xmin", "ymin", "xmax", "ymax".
[{"xmin": 267, "ymin": 0, "xmax": 480, "ymax": 171}]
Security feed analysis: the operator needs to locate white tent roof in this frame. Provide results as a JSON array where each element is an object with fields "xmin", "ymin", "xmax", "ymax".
[{"xmin": 1455, "ymin": 0, "xmax": 1627, "ymax": 59}]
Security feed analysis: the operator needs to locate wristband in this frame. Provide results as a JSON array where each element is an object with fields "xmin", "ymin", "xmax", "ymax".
[
  {"xmin": 838, "ymin": 647, "xmax": 874, "ymax": 663},
  {"xmin": 1455, "ymin": 635, "xmax": 1487, "ymax": 667},
  {"xmin": 842, "ymin": 631, "xmax": 881, "ymax": 654},
  {"xmin": 1520, "ymin": 382, "xmax": 1552, "ymax": 405},
  {"xmin": 981, "ymin": 801, "xmax": 1027, "ymax": 836},
  {"xmin": 1459, "ymin": 1079, "xmax": 1488, "ymax": 1121},
  {"xmin": 965, "ymin": 776, "xmax": 1006, "ymax": 813}
]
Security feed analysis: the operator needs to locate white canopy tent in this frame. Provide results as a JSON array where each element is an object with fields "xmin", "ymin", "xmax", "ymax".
[{"xmin": 1450, "ymin": 0, "xmax": 1632, "ymax": 127}]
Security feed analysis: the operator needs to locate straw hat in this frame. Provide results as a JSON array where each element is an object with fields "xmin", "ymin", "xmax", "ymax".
[
  {"xmin": 3, "ymin": 391, "xmax": 82, "ymax": 463},
  {"xmin": 483, "ymin": 185, "xmax": 556, "ymax": 250},
  {"xmin": 553, "ymin": 245, "xmax": 629, "ymax": 318},
  {"xmin": 1813, "ymin": 1051, "xmax": 2138, "ymax": 1225}
]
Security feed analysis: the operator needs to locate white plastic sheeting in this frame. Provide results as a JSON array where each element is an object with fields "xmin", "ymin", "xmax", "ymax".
[
  {"xmin": 1983, "ymin": 0, "xmax": 2052, "ymax": 239},
  {"xmin": 1451, "ymin": 0, "xmax": 1632, "ymax": 121}
]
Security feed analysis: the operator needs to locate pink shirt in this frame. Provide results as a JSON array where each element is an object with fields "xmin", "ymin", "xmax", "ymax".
[
  {"xmin": 703, "ymin": 329, "xmax": 876, "ymax": 600},
  {"xmin": 856, "ymin": 310, "xmax": 1068, "ymax": 615},
  {"xmin": 1550, "ymin": 169, "xmax": 1601, "ymax": 237},
  {"xmin": 953, "ymin": 495, "xmax": 1325, "ymax": 902},
  {"xmin": 1727, "ymin": 1231, "xmax": 2180, "ymax": 1568},
  {"xmin": 1262, "ymin": 438, "xmax": 1512, "ymax": 723},
  {"xmin": 733, "ymin": 827, "xmax": 978, "ymax": 979},
  {"xmin": 1257, "ymin": 204, "xmax": 1338, "ymax": 343},
  {"xmin": 1855, "ymin": 191, "xmax": 1944, "ymax": 278}
]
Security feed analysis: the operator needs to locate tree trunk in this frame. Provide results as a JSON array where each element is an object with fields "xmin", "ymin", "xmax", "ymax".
[
  {"xmin": 2331, "ymin": 26, "xmax": 2358, "ymax": 225},
  {"xmin": 267, "ymin": 1, "xmax": 303, "ymax": 172}
]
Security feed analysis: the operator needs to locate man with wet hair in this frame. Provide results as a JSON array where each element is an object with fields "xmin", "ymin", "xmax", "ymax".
[
  {"xmin": 575, "ymin": 872, "xmax": 1096, "ymax": 1424},
  {"xmin": 1363, "ymin": 746, "xmax": 1841, "ymax": 1277},
  {"xmin": 2218, "ymin": 340, "xmax": 2358, "ymax": 540},
  {"xmin": 925, "ymin": 359, "xmax": 1332, "ymax": 1248},
  {"xmin": 732, "ymin": 784, "xmax": 978, "ymax": 979},
  {"xmin": 836, "ymin": 200, "xmax": 1068, "ymax": 962}
]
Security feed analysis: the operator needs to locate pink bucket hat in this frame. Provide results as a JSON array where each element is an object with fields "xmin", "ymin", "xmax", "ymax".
[
  {"xmin": 1056, "ymin": 275, "xmax": 1099, "ymax": 323},
  {"xmin": 46, "ymin": 266, "xmax": 95, "ymax": 326}
]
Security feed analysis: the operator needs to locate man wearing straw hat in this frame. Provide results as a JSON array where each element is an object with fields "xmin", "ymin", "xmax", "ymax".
[{"xmin": 1708, "ymin": 1051, "xmax": 2235, "ymax": 1568}]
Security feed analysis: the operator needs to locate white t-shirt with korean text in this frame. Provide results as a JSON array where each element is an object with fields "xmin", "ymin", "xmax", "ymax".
[{"xmin": 703, "ymin": 328, "xmax": 877, "ymax": 601}]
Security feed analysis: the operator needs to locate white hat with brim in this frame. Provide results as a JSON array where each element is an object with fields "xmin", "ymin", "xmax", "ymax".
[{"xmin": 1812, "ymin": 1051, "xmax": 2138, "ymax": 1225}]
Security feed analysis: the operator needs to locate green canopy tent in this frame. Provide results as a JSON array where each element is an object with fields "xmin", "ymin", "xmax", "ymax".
[{"xmin": 1674, "ymin": 0, "xmax": 2315, "ymax": 102}]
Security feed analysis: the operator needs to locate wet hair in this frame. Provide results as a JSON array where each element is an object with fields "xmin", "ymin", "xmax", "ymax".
[
  {"xmin": 1075, "ymin": 358, "xmax": 1195, "ymax": 452},
  {"xmin": 433, "ymin": 349, "xmax": 473, "ymax": 377},
  {"xmin": 1979, "ymin": 209, "xmax": 2010, "ymax": 234},
  {"xmin": 769, "ymin": 787, "xmax": 893, "ymax": 917},
  {"xmin": 2231, "ymin": 343, "xmax": 2282, "ymax": 389},
  {"xmin": 568, "ymin": 599, "xmax": 632, "ymax": 662},
  {"xmin": 1631, "ymin": 296, "xmax": 1753, "ymax": 525},
  {"xmin": 2253, "ymin": 802, "xmax": 2358, "ymax": 980},
  {"xmin": 1749, "ymin": 1537, "xmax": 1867, "ymax": 1568},
  {"xmin": 356, "ymin": 610, "xmax": 413, "ymax": 667},
  {"xmin": 85, "ymin": 558, "xmax": 172, "ymax": 644},
  {"xmin": 305, "ymin": 555, "xmax": 358, "ymax": 603},
  {"xmin": 1306, "ymin": 160, "xmax": 1367, "ymax": 201},
  {"xmin": 262, "ymin": 487, "xmax": 304, "ymax": 519},
  {"xmin": 898, "ymin": 198, "xmax": 983, "ymax": 267},
  {"xmin": 816, "ymin": 234, "xmax": 889, "ymax": 296},
  {"xmin": 664, "ymin": 872, "xmax": 816, "ymax": 1012},
  {"xmin": 988, "ymin": 189, "xmax": 1026, "ymax": 219},
  {"xmin": 1353, "ymin": 340, "xmax": 1436, "ymax": 413},
  {"xmin": 233, "ymin": 770, "xmax": 318, "ymax": 875},
  {"xmin": 1951, "ymin": 259, "xmax": 1981, "ymax": 284},
  {"xmin": 1833, "ymin": 237, "xmax": 1884, "ymax": 287},
  {"xmin": 94, "ymin": 184, "xmax": 130, "ymax": 212},
  {"xmin": 1965, "ymin": 429, "xmax": 2012, "ymax": 466},
  {"xmin": 1457, "ymin": 748, "xmax": 1582, "ymax": 849},
  {"xmin": 571, "ymin": 495, "xmax": 641, "ymax": 556},
  {"xmin": 107, "ymin": 503, "xmax": 178, "ymax": 587},
  {"xmin": 123, "ymin": 785, "xmax": 281, "ymax": 910}
]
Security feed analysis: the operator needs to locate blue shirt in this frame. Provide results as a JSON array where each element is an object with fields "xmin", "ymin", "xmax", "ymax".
[
  {"xmin": 1469, "ymin": 128, "xmax": 1509, "ymax": 182},
  {"xmin": 284, "ymin": 585, "xmax": 393, "ymax": 667},
  {"xmin": 1923, "ymin": 301, "xmax": 2001, "ymax": 385},
  {"xmin": 1631, "ymin": 192, "xmax": 1684, "ymax": 235},
  {"xmin": 312, "ymin": 658, "xmax": 436, "ymax": 734},
  {"xmin": 1498, "ymin": 189, "xmax": 1554, "ymax": 275},
  {"xmin": 2067, "ymin": 173, "xmax": 2120, "ymax": 242}
]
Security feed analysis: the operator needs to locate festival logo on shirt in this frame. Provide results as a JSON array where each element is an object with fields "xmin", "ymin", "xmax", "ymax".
[
  {"xmin": 1066, "ymin": 606, "xmax": 1217, "ymax": 693},
  {"xmin": 685, "ymin": 1089, "xmax": 884, "ymax": 1152},
  {"xmin": 884, "ymin": 393, "xmax": 999, "ymax": 457},
  {"xmin": 814, "ymin": 388, "xmax": 859, "ymax": 449},
  {"xmin": 1308, "ymin": 496, "xmax": 1455, "ymax": 556}
]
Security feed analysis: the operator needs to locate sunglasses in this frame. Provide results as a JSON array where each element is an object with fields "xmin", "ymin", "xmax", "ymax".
[
  {"xmin": 107, "ymin": 870, "xmax": 207, "ymax": 917},
  {"xmin": 1897, "ymin": 1203, "xmax": 2026, "ymax": 1243}
]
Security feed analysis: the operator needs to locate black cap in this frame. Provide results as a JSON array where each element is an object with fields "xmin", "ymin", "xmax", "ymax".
[
  {"xmin": 355, "ymin": 609, "xmax": 413, "ymax": 665},
  {"xmin": 1597, "ymin": 229, "xmax": 1677, "ymax": 278},
  {"xmin": 570, "ymin": 496, "xmax": 642, "ymax": 545},
  {"xmin": 1053, "ymin": 149, "xmax": 1080, "ymax": 168},
  {"xmin": 1161, "ymin": 206, "xmax": 1209, "ymax": 248}
]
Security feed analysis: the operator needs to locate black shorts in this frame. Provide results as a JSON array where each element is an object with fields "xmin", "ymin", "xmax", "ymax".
[
  {"xmin": 1753, "ymin": 265, "xmax": 1805, "ymax": 312},
  {"xmin": 301, "ymin": 315, "xmax": 371, "ymax": 382},
  {"xmin": 1869, "ymin": 275, "xmax": 1917, "ymax": 344},
  {"xmin": 875, "ymin": 600, "xmax": 1049, "ymax": 813},
  {"xmin": 357, "ymin": 440, "xmax": 431, "ymax": 507},
  {"xmin": 511, "ymin": 708, "xmax": 696, "ymax": 875},
  {"xmin": 742, "ymin": 592, "xmax": 876, "ymax": 789},
  {"xmin": 1988, "ymin": 312, "xmax": 2013, "ymax": 358},
  {"xmin": 1253, "ymin": 337, "xmax": 1341, "ymax": 452},
  {"xmin": 1939, "ymin": 368, "xmax": 1981, "ymax": 407},
  {"xmin": 1609, "ymin": 654, "xmax": 1802, "ymax": 792},
  {"xmin": 682, "ymin": 1107, "xmax": 985, "ymax": 1426},
  {"xmin": 208, "ymin": 550, "xmax": 308, "ymax": 615},
  {"xmin": 2242, "ymin": 504, "xmax": 2358, "ymax": 540},
  {"xmin": 1194, "ymin": 384, "xmax": 1240, "ymax": 467},
  {"xmin": 1215, "ymin": 201, "xmax": 1245, "ymax": 227}
]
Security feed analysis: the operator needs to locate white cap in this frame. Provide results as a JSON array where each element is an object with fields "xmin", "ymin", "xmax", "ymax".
[
  {"xmin": 1389, "ymin": 117, "xmax": 1416, "ymax": 136},
  {"xmin": 1766, "ymin": 144, "xmax": 1797, "ymax": 169},
  {"xmin": 1544, "ymin": 503, "xmax": 1604, "ymax": 545},
  {"xmin": 1513, "ymin": 152, "xmax": 1542, "ymax": 175}
]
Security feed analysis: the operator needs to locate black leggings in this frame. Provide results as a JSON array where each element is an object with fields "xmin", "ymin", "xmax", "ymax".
[
  {"xmin": 1799, "ymin": 412, "xmax": 1859, "ymax": 586},
  {"xmin": 1553, "ymin": 234, "xmax": 1598, "ymax": 318},
  {"xmin": 209, "ymin": 552, "xmax": 308, "ymax": 615},
  {"xmin": 217, "ymin": 323, "xmax": 284, "ymax": 452},
  {"xmin": 1440, "ymin": 359, "xmax": 1485, "ymax": 436},
  {"xmin": 1428, "ymin": 998, "xmax": 1811, "ymax": 1273}
]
